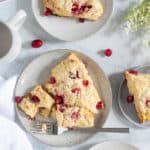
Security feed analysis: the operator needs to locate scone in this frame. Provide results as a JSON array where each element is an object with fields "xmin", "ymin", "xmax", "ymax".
[
  {"xmin": 124, "ymin": 70, "xmax": 150, "ymax": 123},
  {"xmin": 17, "ymin": 85, "xmax": 55, "ymax": 119},
  {"xmin": 55, "ymin": 104, "xmax": 94, "ymax": 128},
  {"xmin": 43, "ymin": 0, "xmax": 103, "ymax": 21},
  {"xmin": 45, "ymin": 53, "xmax": 104, "ymax": 115}
]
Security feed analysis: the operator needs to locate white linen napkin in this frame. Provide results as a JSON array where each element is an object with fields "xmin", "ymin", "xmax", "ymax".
[{"xmin": 0, "ymin": 76, "xmax": 33, "ymax": 150}]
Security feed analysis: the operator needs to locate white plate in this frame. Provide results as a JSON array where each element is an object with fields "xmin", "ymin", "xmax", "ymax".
[
  {"xmin": 89, "ymin": 141, "xmax": 139, "ymax": 150},
  {"xmin": 15, "ymin": 49, "xmax": 112, "ymax": 147},
  {"xmin": 32, "ymin": 0, "xmax": 113, "ymax": 41},
  {"xmin": 118, "ymin": 65, "xmax": 150, "ymax": 128}
]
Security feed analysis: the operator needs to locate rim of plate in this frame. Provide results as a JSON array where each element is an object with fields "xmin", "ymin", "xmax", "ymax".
[
  {"xmin": 89, "ymin": 140, "xmax": 140, "ymax": 150},
  {"xmin": 31, "ymin": 0, "xmax": 113, "ymax": 41},
  {"xmin": 118, "ymin": 65, "xmax": 150, "ymax": 128},
  {"xmin": 14, "ymin": 49, "xmax": 112, "ymax": 147}
]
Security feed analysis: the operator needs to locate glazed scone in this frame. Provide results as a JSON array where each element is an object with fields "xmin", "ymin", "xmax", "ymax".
[
  {"xmin": 17, "ymin": 85, "xmax": 55, "ymax": 118},
  {"xmin": 45, "ymin": 53, "xmax": 104, "ymax": 114},
  {"xmin": 55, "ymin": 105, "xmax": 94, "ymax": 128},
  {"xmin": 43, "ymin": 0, "xmax": 103, "ymax": 21},
  {"xmin": 124, "ymin": 70, "xmax": 150, "ymax": 123}
]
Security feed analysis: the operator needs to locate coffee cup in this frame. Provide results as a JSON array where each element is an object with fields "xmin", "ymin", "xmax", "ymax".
[{"xmin": 0, "ymin": 10, "xmax": 26, "ymax": 64}]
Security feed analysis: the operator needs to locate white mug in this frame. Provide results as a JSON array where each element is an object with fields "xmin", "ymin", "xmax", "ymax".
[{"xmin": 0, "ymin": 10, "xmax": 26, "ymax": 64}]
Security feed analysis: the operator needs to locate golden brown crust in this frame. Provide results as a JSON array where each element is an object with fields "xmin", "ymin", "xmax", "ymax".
[
  {"xmin": 125, "ymin": 71, "xmax": 150, "ymax": 123},
  {"xmin": 42, "ymin": 0, "xmax": 103, "ymax": 21}
]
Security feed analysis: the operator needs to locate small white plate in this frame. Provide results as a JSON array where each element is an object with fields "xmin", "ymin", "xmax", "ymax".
[
  {"xmin": 32, "ymin": 0, "xmax": 113, "ymax": 41},
  {"xmin": 118, "ymin": 65, "xmax": 150, "ymax": 128},
  {"xmin": 89, "ymin": 141, "xmax": 139, "ymax": 150},
  {"xmin": 15, "ymin": 49, "xmax": 112, "ymax": 147}
]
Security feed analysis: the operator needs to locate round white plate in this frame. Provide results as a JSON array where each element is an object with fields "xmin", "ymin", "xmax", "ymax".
[
  {"xmin": 15, "ymin": 49, "xmax": 112, "ymax": 147},
  {"xmin": 32, "ymin": 0, "xmax": 113, "ymax": 41},
  {"xmin": 118, "ymin": 65, "xmax": 150, "ymax": 128},
  {"xmin": 89, "ymin": 141, "xmax": 139, "ymax": 150}
]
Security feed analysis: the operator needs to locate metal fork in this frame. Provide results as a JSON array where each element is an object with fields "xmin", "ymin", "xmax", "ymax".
[{"xmin": 30, "ymin": 121, "xmax": 129, "ymax": 135}]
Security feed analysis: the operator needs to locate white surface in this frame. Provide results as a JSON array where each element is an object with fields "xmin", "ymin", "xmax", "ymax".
[
  {"xmin": 0, "ymin": 76, "xmax": 33, "ymax": 150},
  {"xmin": 15, "ymin": 49, "xmax": 112, "ymax": 147},
  {"xmin": 89, "ymin": 141, "xmax": 139, "ymax": 150},
  {"xmin": 32, "ymin": 0, "xmax": 113, "ymax": 41},
  {"xmin": 0, "ymin": 0, "xmax": 150, "ymax": 150}
]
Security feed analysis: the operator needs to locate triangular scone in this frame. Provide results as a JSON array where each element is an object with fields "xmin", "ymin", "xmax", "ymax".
[
  {"xmin": 45, "ymin": 53, "xmax": 103, "ymax": 114},
  {"xmin": 124, "ymin": 71, "xmax": 150, "ymax": 123},
  {"xmin": 43, "ymin": 0, "xmax": 103, "ymax": 21},
  {"xmin": 18, "ymin": 85, "xmax": 55, "ymax": 118}
]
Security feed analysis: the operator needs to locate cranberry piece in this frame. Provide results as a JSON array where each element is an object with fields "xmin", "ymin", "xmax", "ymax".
[
  {"xmin": 82, "ymin": 80, "xmax": 89, "ymax": 87},
  {"xmin": 31, "ymin": 95, "xmax": 40, "ymax": 103},
  {"xmin": 71, "ymin": 88, "xmax": 80, "ymax": 94},
  {"xmin": 15, "ymin": 96, "xmax": 22, "ymax": 103},
  {"xmin": 31, "ymin": 39, "xmax": 43, "ymax": 48},
  {"xmin": 59, "ymin": 104, "xmax": 69, "ymax": 112},
  {"xmin": 71, "ymin": 112, "xmax": 79, "ymax": 119},
  {"xmin": 96, "ymin": 101, "xmax": 104, "ymax": 109},
  {"xmin": 146, "ymin": 100, "xmax": 150, "ymax": 107},
  {"xmin": 79, "ymin": 18, "xmax": 85, "ymax": 23},
  {"xmin": 126, "ymin": 95, "xmax": 134, "ymax": 103},
  {"xmin": 49, "ymin": 76, "xmax": 56, "ymax": 84},
  {"xmin": 44, "ymin": 8, "xmax": 53, "ymax": 16},
  {"xmin": 104, "ymin": 49, "xmax": 112, "ymax": 57},
  {"xmin": 54, "ymin": 95, "xmax": 64, "ymax": 104},
  {"xmin": 71, "ymin": 3, "xmax": 80, "ymax": 15},
  {"xmin": 129, "ymin": 70, "xmax": 138, "ymax": 75},
  {"xmin": 27, "ymin": 115, "xmax": 35, "ymax": 121}
]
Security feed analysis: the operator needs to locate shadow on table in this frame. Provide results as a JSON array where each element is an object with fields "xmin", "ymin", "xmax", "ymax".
[
  {"xmin": 16, "ymin": 0, "xmax": 64, "ymax": 43},
  {"xmin": 109, "ymin": 71, "xmax": 140, "ymax": 129}
]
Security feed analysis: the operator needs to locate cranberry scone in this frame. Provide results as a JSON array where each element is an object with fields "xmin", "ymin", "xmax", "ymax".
[
  {"xmin": 45, "ymin": 53, "xmax": 104, "ymax": 128},
  {"xmin": 43, "ymin": 0, "xmax": 103, "ymax": 21},
  {"xmin": 124, "ymin": 70, "xmax": 150, "ymax": 123},
  {"xmin": 45, "ymin": 53, "xmax": 104, "ymax": 113},
  {"xmin": 17, "ymin": 85, "xmax": 55, "ymax": 119}
]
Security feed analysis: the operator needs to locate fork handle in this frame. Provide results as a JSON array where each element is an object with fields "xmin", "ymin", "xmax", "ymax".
[{"xmin": 73, "ymin": 128, "xmax": 129, "ymax": 133}]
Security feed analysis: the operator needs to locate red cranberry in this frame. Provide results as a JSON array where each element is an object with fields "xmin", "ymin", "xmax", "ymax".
[
  {"xmin": 49, "ymin": 76, "xmax": 56, "ymax": 84},
  {"xmin": 31, "ymin": 95, "xmax": 40, "ymax": 103},
  {"xmin": 59, "ymin": 104, "xmax": 68, "ymax": 112},
  {"xmin": 104, "ymin": 49, "xmax": 112, "ymax": 57},
  {"xmin": 71, "ymin": 112, "xmax": 79, "ymax": 119},
  {"xmin": 82, "ymin": 80, "xmax": 89, "ymax": 87},
  {"xmin": 129, "ymin": 70, "xmax": 138, "ymax": 75},
  {"xmin": 15, "ymin": 96, "xmax": 22, "ymax": 103},
  {"xmin": 31, "ymin": 39, "xmax": 43, "ymax": 48},
  {"xmin": 79, "ymin": 18, "xmax": 85, "ymax": 23},
  {"xmin": 27, "ymin": 115, "xmax": 35, "ymax": 121},
  {"xmin": 96, "ymin": 101, "xmax": 104, "ymax": 109},
  {"xmin": 71, "ymin": 3, "xmax": 80, "ymax": 15},
  {"xmin": 126, "ymin": 95, "xmax": 134, "ymax": 103},
  {"xmin": 44, "ymin": 8, "xmax": 53, "ymax": 16},
  {"xmin": 146, "ymin": 100, "xmax": 150, "ymax": 107},
  {"xmin": 71, "ymin": 88, "xmax": 80, "ymax": 94},
  {"xmin": 54, "ymin": 95, "xmax": 64, "ymax": 104}
]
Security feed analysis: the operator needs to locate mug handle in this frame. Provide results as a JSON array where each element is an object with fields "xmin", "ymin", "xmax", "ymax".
[{"xmin": 6, "ymin": 10, "xmax": 27, "ymax": 31}]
